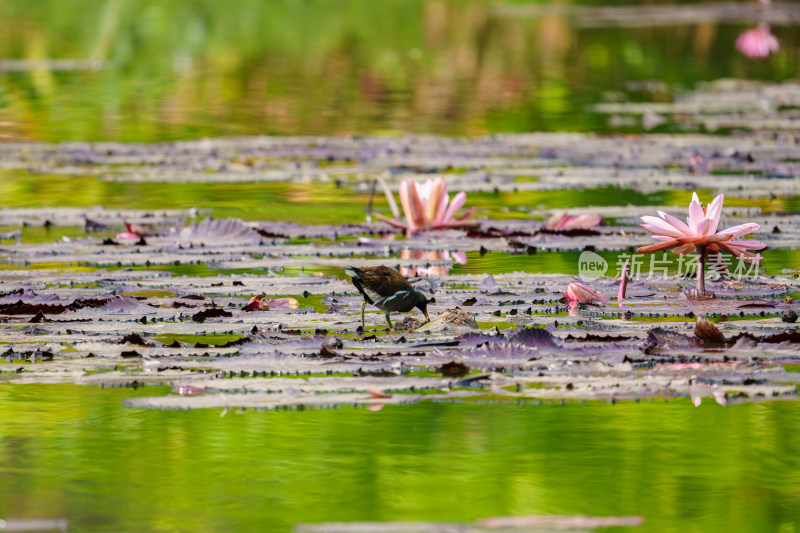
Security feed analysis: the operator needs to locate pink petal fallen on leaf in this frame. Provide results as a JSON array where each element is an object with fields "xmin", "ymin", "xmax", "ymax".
[
  {"xmin": 545, "ymin": 212, "xmax": 603, "ymax": 230},
  {"xmin": 564, "ymin": 283, "xmax": 608, "ymax": 304}
]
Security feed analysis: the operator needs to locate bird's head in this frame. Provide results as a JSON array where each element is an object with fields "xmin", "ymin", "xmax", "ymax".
[{"xmin": 413, "ymin": 291, "xmax": 430, "ymax": 322}]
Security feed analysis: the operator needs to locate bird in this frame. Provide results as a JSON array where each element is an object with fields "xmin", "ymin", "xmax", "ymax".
[{"xmin": 344, "ymin": 266, "xmax": 429, "ymax": 330}]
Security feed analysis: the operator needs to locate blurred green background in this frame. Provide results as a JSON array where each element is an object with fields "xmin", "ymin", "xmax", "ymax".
[{"xmin": 0, "ymin": 0, "xmax": 797, "ymax": 142}]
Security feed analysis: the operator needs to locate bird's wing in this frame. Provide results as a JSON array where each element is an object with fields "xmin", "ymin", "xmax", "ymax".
[
  {"xmin": 352, "ymin": 266, "xmax": 412, "ymax": 302},
  {"xmin": 376, "ymin": 290, "xmax": 415, "ymax": 313}
]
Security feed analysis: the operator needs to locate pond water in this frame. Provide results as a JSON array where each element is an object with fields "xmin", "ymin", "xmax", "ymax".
[
  {"xmin": 2, "ymin": 1, "xmax": 800, "ymax": 532},
  {"xmin": 2, "ymin": 385, "xmax": 799, "ymax": 533}
]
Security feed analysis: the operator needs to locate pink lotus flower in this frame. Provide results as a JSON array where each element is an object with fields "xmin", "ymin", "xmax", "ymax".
[
  {"xmin": 638, "ymin": 193, "xmax": 766, "ymax": 295},
  {"xmin": 375, "ymin": 177, "xmax": 476, "ymax": 236},
  {"xmin": 563, "ymin": 283, "xmax": 609, "ymax": 304},
  {"xmin": 736, "ymin": 23, "xmax": 780, "ymax": 59},
  {"xmin": 545, "ymin": 212, "xmax": 603, "ymax": 231}
]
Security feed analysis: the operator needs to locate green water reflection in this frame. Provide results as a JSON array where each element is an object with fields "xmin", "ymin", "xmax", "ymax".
[
  {"xmin": 1, "ymin": 0, "xmax": 798, "ymax": 142},
  {"xmin": 0, "ymin": 385, "xmax": 799, "ymax": 533},
  {"xmin": 0, "ymin": 171, "xmax": 694, "ymax": 224}
]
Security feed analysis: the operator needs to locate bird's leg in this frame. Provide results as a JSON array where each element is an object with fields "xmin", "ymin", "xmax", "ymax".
[
  {"xmin": 360, "ymin": 300, "xmax": 366, "ymax": 331},
  {"xmin": 385, "ymin": 312, "xmax": 393, "ymax": 330}
]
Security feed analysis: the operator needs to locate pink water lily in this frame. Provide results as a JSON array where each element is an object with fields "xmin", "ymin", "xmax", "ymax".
[
  {"xmin": 638, "ymin": 193, "xmax": 766, "ymax": 295},
  {"xmin": 736, "ymin": 23, "xmax": 780, "ymax": 59},
  {"xmin": 375, "ymin": 177, "xmax": 476, "ymax": 236},
  {"xmin": 563, "ymin": 283, "xmax": 608, "ymax": 304}
]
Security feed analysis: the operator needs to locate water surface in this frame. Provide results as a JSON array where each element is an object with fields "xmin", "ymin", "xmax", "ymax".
[{"xmin": 1, "ymin": 384, "xmax": 799, "ymax": 533}]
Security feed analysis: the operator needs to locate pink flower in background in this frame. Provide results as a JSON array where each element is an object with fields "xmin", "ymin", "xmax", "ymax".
[
  {"xmin": 545, "ymin": 211, "xmax": 603, "ymax": 231},
  {"xmin": 563, "ymin": 283, "xmax": 608, "ymax": 304},
  {"xmin": 736, "ymin": 23, "xmax": 779, "ymax": 59},
  {"xmin": 375, "ymin": 177, "xmax": 476, "ymax": 236}
]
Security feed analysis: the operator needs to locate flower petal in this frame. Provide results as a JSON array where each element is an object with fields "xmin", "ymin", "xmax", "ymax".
[
  {"xmin": 417, "ymin": 179, "xmax": 434, "ymax": 205},
  {"xmin": 705, "ymin": 194, "xmax": 724, "ymax": 235},
  {"xmin": 657, "ymin": 210, "xmax": 692, "ymax": 235},
  {"xmin": 432, "ymin": 191, "xmax": 449, "ymax": 227},
  {"xmin": 560, "ymin": 214, "xmax": 603, "ymax": 229},
  {"xmin": 706, "ymin": 234, "xmax": 734, "ymax": 243},
  {"xmin": 564, "ymin": 283, "xmax": 608, "ymax": 304},
  {"xmin": 718, "ymin": 243, "xmax": 764, "ymax": 264},
  {"xmin": 640, "ymin": 217, "xmax": 687, "ymax": 238},
  {"xmin": 373, "ymin": 212, "xmax": 409, "ymax": 230},
  {"xmin": 724, "ymin": 240, "xmax": 767, "ymax": 251},
  {"xmin": 399, "ymin": 180, "xmax": 426, "ymax": 230},
  {"xmin": 427, "ymin": 178, "xmax": 447, "ymax": 225},
  {"xmin": 716, "ymin": 223, "xmax": 761, "ymax": 238},
  {"xmin": 456, "ymin": 206, "xmax": 476, "ymax": 221},
  {"xmin": 687, "ymin": 193, "xmax": 705, "ymax": 232},
  {"xmin": 672, "ymin": 242, "xmax": 697, "ymax": 255},
  {"xmin": 695, "ymin": 218, "xmax": 711, "ymax": 237},
  {"xmin": 545, "ymin": 211, "xmax": 567, "ymax": 230},
  {"xmin": 638, "ymin": 240, "xmax": 679, "ymax": 253},
  {"xmin": 442, "ymin": 191, "xmax": 467, "ymax": 224}
]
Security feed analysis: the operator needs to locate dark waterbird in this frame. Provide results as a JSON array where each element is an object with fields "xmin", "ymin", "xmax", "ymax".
[{"xmin": 344, "ymin": 266, "xmax": 429, "ymax": 329}]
